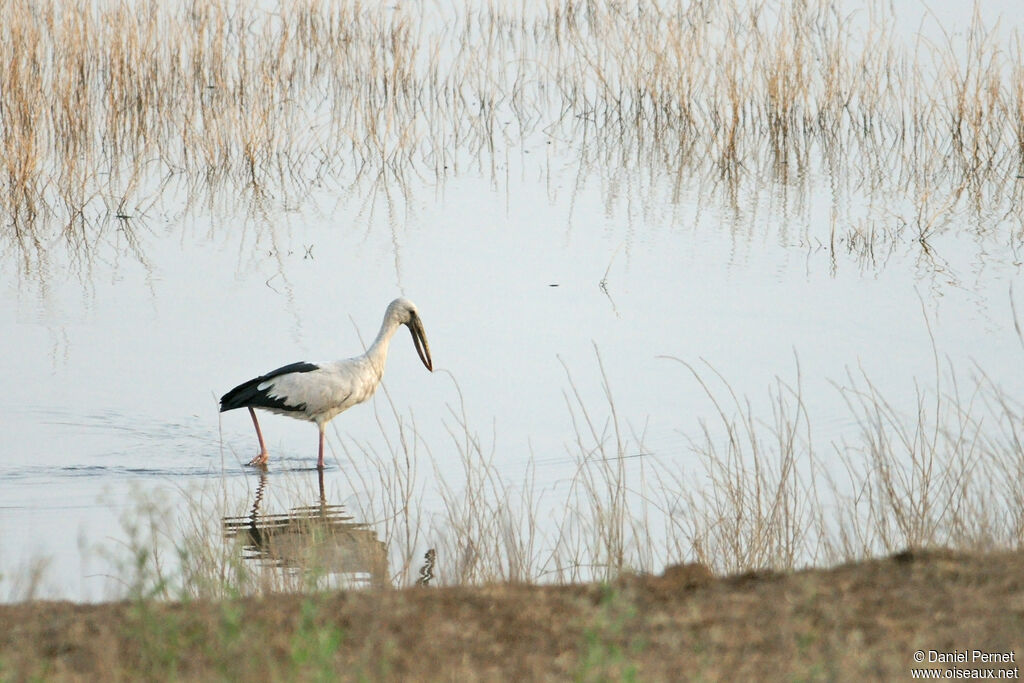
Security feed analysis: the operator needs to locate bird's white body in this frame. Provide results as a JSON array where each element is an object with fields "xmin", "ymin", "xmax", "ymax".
[
  {"xmin": 257, "ymin": 355, "xmax": 384, "ymax": 426},
  {"xmin": 220, "ymin": 298, "xmax": 433, "ymax": 469}
]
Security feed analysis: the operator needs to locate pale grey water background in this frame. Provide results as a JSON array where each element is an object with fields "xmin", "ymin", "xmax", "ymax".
[{"xmin": 1, "ymin": 0, "xmax": 1022, "ymax": 600}]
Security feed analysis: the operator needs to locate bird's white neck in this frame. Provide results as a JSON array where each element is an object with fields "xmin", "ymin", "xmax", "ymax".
[{"xmin": 363, "ymin": 307, "xmax": 404, "ymax": 374}]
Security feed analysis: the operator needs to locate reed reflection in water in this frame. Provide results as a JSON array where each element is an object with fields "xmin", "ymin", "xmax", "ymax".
[{"xmin": 222, "ymin": 470, "xmax": 388, "ymax": 590}]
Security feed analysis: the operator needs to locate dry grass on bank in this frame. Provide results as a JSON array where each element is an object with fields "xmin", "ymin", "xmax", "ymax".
[{"xmin": 1, "ymin": 548, "xmax": 1022, "ymax": 681}]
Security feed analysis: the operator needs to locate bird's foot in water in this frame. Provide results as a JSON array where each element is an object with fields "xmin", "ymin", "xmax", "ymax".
[{"xmin": 246, "ymin": 452, "xmax": 269, "ymax": 468}]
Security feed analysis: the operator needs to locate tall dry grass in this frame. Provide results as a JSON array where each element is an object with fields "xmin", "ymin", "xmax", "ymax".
[
  {"xmin": 2, "ymin": 0, "xmax": 1022, "ymax": 268},
  {"xmin": 84, "ymin": 324, "xmax": 1024, "ymax": 601}
]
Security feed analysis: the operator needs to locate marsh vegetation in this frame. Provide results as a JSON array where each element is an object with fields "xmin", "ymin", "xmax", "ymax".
[
  {"xmin": 0, "ymin": 0, "xmax": 1022, "ymax": 645},
  {"xmin": 67, "ymin": 340, "xmax": 1021, "ymax": 601},
  {"xmin": 2, "ymin": 0, "xmax": 1023, "ymax": 678},
  {"xmin": 3, "ymin": 0, "xmax": 1022, "ymax": 272}
]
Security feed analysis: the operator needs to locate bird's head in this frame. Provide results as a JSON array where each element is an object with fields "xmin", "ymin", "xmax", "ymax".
[{"xmin": 389, "ymin": 298, "xmax": 433, "ymax": 372}]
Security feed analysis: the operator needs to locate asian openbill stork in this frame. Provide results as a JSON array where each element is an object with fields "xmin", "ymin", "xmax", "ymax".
[{"xmin": 220, "ymin": 297, "xmax": 433, "ymax": 469}]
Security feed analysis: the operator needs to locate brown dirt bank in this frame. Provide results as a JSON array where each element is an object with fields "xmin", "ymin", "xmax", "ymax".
[{"xmin": 1, "ymin": 549, "xmax": 1022, "ymax": 681}]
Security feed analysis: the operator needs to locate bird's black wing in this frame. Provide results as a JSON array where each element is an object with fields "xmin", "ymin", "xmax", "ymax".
[{"xmin": 219, "ymin": 361, "xmax": 320, "ymax": 412}]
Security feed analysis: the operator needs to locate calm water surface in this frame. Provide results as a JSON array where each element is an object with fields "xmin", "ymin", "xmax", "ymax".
[{"xmin": 1, "ymin": 0, "xmax": 1022, "ymax": 600}]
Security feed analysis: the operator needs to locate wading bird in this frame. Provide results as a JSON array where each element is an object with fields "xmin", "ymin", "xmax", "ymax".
[{"xmin": 220, "ymin": 298, "xmax": 433, "ymax": 469}]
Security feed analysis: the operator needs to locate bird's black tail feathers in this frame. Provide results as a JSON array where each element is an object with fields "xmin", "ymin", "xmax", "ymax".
[{"xmin": 219, "ymin": 361, "xmax": 319, "ymax": 412}]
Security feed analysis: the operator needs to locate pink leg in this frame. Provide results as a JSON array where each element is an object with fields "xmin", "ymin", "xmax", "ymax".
[
  {"xmin": 317, "ymin": 426, "xmax": 326, "ymax": 470},
  {"xmin": 246, "ymin": 407, "xmax": 270, "ymax": 467}
]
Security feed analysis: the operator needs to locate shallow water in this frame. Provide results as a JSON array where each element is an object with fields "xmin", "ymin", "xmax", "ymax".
[{"xmin": 1, "ymin": 0, "xmax": 1023, "ymax": 601}]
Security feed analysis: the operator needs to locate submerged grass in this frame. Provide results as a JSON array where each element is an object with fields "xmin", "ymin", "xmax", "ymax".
[{"xmin": 2, "ymin": 0, "xmax": 1023, "ymax": 275}]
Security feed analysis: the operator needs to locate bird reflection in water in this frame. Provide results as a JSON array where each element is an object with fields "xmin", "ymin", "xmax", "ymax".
[{"xmin": 222, "ymin": 469, "xmax": 388, "ymax": 589}]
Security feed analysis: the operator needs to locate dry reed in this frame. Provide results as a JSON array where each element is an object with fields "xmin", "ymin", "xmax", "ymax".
[
  {"xmin": 79, "ymin": 334, "xmax": 1023, "ymax": 601},
  {"xmin": 2, "ymin": 0, "xmax": 1022, "ymax": 269}
]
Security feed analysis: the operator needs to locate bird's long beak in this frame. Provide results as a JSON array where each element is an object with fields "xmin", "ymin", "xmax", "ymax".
[{"xmin": 408, "ymin": 314, "xmax": 433, "ymax": 372}]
